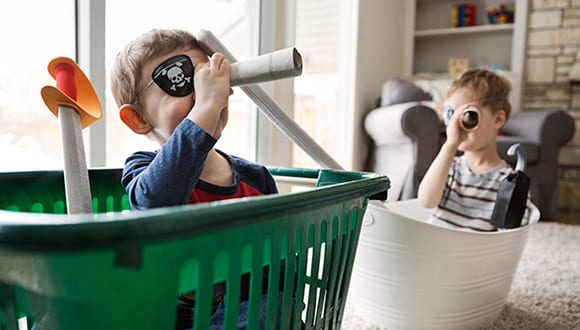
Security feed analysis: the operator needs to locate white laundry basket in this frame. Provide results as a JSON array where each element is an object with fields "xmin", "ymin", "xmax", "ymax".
[{"xmin": 349, "ymin": 199, "xmax": 540, "ymax": 330}]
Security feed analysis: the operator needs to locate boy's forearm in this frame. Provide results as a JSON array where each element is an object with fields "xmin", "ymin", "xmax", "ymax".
[
  {"xmin": 188, "ymin": 104, "xmax": 221, "ymax": 137},
  {"xmin": 418, "ymin": 142, "xmax": 457, "ymax": 208},
  {"xmin": 124, "ymin": 121, "xmax": 217, "ymax": 210}
]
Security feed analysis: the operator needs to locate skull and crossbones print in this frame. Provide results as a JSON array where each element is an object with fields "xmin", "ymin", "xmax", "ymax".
[
  {"xmin": 151, "ymin": 55, "xmax": 195, "ymax": 97},
  {"xmin": 160, "ymin": 61, "xmax": 191, "ymax": 92}
]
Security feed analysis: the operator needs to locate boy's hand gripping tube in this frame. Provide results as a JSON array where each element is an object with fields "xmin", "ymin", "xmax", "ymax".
[{"xmin": 41, "ymin": 57, "xmax": 103, "ymax": 214}]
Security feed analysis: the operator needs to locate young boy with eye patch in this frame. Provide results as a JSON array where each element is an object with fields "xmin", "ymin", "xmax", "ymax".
[
  {"xmin": 418, "ymin": 68, "xmax": 531, "ymax": 231},
  {"xmin": 110, "ymin": 28, "xmax": 283, "ymax": 329},
  {"xmin": 111, "ymin": 29, "xmax": 277, "ymax": 210}
]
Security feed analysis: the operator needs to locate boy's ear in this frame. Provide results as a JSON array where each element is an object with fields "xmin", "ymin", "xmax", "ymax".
[
  {"xmin": 495, "ymin": 109, "xmax": 507, "ymax": 130},
  {"xmin": 119, "ymin": 104, "xmax": 152, "ymax": 134}
]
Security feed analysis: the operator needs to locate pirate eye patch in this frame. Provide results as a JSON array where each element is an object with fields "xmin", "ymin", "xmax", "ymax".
[{"xmin": 152, "ymin": 55, "xmax": 194, "ymax": 97}]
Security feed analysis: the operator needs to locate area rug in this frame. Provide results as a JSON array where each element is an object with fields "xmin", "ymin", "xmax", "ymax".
[{"xmin": 342, "ymin": 222, "xmax": 580, "ymax": 329}]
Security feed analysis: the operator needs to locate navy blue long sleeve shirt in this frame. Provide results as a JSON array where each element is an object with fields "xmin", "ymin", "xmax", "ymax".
[{"xmin": 121, "ymin": 119, "xmax": 277, "ymax": 210}]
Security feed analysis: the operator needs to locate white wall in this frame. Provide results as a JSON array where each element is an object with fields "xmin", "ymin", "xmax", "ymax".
[{"xmin": 345, "ymin": 0, "xmax": 409, "ymax": 170}]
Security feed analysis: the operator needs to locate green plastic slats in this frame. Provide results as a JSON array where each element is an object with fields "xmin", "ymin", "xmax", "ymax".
[{"xmin": 0, "ymin": 167, "xmax": 388, "ymax": 330}]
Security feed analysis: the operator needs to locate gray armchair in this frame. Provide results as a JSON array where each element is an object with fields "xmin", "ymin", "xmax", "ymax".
[
  {"xmin": 364, "ymin": 80, "xmax": 576, "ymax": 220},
  {"xmin": 497, "ymin": 111, "xmax": 575, "ymax": 219}
]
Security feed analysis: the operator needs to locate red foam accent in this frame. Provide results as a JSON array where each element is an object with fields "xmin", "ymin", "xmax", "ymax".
[{"xmin": 54, "ymin": 63, "xmax": 77, "ymax": 101}]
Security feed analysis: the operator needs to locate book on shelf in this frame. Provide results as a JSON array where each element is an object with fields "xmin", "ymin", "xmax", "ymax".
[{"xmin": 452, "ymin": 4, "xmax": 477, "ymax": 27}]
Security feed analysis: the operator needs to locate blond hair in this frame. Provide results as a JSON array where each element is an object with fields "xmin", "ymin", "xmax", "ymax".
[
  {"xmin": 110, "ymin": 28, "xmax": 199, "ymax": 108},
  {"xmin": 447, "ymin": 68, "xmax": 512, "ymax": 119}
]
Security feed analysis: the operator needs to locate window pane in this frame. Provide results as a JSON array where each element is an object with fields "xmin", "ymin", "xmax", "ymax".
[
  {"xmin": 293, "ymin": 0, "xmax": 343, "ymax": 169},
  {"xmin": 105, "ymin": 0, "xmax": 258, "ymax": 168},
  {"xmin": 0, "ymin": 1, "xmax": 75, "ymax": 171}
]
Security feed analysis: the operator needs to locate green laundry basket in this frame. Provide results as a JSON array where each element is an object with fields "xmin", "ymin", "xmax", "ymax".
[{"xmin": 0, "ymin": 167, "xmax": 388, "ymax": 330}]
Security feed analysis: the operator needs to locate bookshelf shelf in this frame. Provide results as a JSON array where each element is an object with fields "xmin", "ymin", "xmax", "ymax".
[{"xmin": 415, "ymin": 24, "xmax": 514, "ymax": 37}]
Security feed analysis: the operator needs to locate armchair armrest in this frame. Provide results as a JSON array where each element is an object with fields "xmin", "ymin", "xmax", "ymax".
[
  {"xmin": 402, "ymin": 105, "xmax": 444, "ymax": 197},
  {"xmin": 365, "ymin": 102, "xmax": 442, "ymax": 145},
  {"xmin": 502, "ymin": 110, "xmax": 575, "ymax": 147},
  {"xmin": 364, "ymin": 102, "xmax": 443, "ymax": 200},
  {"xmin": 401, "ymin": 105, "xmax": 443, "ymax": 142},
  {"xmin": 365, "ymin": 102, "xmax": 420, "ymax": 145}
]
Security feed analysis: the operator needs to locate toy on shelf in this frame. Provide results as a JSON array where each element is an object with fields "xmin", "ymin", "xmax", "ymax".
[
  {"xmin": 452, "ymin": 3, "xmax": 476, "ymax": 27},
  {"xmin": 487, "ymin": 4, "xmax": 515, "ymax": 24},
  {"xmin": 448, "ymin": 58, "xmax": 470, "ymax": 75},
  {"xmin": 40, "ymin": 57, "xmax": 103, "ymax": 214}
]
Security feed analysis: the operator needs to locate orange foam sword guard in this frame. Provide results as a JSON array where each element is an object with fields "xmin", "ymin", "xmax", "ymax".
[{"xmin": 41, "ymin": 57, "xmax": 102, "ymax": 128}]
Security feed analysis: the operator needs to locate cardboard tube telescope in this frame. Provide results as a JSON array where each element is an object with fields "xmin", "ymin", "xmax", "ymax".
[
  {"xmin": 443, "ymin": 106, "xmax": 481, "ymax": 131},
  {"xmin": 229, "ymin": 47, "xmax": 303, "ymax": 86}
]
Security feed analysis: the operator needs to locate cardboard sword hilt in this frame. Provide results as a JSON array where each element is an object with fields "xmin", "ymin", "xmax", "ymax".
[{"xmin": 40, "ymin": 57, "xmax": 103, "ymax": 214}]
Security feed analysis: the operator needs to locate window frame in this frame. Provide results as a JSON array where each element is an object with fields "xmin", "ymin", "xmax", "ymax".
[{"xmin": 78, "ymin": 0, "xmax": 291, "ymax": 168}]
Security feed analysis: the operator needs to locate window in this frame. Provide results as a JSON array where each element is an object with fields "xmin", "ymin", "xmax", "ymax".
[
  {"xmin": 292, "ymin": 0, "xmax": 346, "ymax": 169},
  {"xmin": 0, "ymin": 1, "xmax": 75, "ymax": 171},
  {"xmin": 105, "ymin": 0, "xmax": 259, "ymax": 167},
  {"xmin": 0, "ymin": 0, "xmax": 259, "ymax": 172},
  {"xmin": 0, "ymin": 0, "xmax": 350, "ymax": 173}
]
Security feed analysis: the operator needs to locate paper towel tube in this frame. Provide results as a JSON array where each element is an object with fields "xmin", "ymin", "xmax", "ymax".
[{"xmin": 229, "ymin": 47, "xmax": 303, "ymax": 86}]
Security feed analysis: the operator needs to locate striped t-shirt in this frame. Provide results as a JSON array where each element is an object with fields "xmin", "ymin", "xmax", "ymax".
[{"xmin": 427, "ymin": 155, "xmax": 531, "ymax": 231}]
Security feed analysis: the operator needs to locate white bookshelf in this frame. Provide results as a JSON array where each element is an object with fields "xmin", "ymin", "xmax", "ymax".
[{"xmin": 401, "ymin": 0, "xmax": 528, "ymax": 112}]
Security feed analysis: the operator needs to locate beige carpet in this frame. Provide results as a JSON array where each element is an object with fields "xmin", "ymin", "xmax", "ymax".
[{"xmin": 342, "ymin": 222, "xmax": 580, "ymax": 329}]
